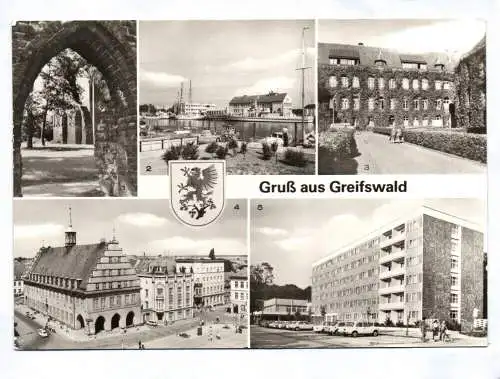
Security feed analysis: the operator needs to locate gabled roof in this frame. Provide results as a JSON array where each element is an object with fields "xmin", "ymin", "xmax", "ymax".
[
  {"xmin": 28, "ymin": 242, "xmax": 107, "ymax": 288},
  {"xmin": 229, "ymin": 92, "xmax": 288, "ymax": 105},
  {"xmin": 134, "ymin": 256, "xmax": 178, "ymax": 275},
  {"xmin": 318, "ymin": 42, "xmax": 456, "ymax": 71}
]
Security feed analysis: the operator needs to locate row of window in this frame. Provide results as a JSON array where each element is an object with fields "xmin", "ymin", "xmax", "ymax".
[
  {"xmin": 94, "ymin": 280, "xmax": 137, "ymax": 291},
  {"xmin": 317, "ymin": 283, "xmax": 379, "ymax": 299},
  {"xmin": 94, "ymin": 268, "xmax": 135, "ymax": 277},
  {"xmin": 328, "ymin": 57, "xmax": 437, "ymax": 72},
  {"xmin": 28, "ymin": 273, "xmax": 81, "ymax": 290},
  {"xmin": 92, "ymin": 293, "xmax": 138, "ymax": 310},
  {"xmin": 233, "ymin": 291, "xmax": 247, "ymax": 300},
  {"xmin": 321, "ymin": 298, "xmax": 379, "ymax": 311},
  {"xmin": 233, "ymin": 280, "xmax": 247, "ymax": 289},
  {"xmin": 328, "ymin": 76, "xmax": 451, "ymax": 91},
  {"xmin": 334, "ymin": 96, "xmax": 450, "ymax": 111},
  {"xmin": 26, "ymin": 286, "xmax": 77, "ymax": 305},
  {"xmin": 313, "ymin": 240, "xmax": 381, "ymax": 272}
]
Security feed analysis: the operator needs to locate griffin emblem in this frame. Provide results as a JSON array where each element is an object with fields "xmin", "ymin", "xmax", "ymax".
[{"xmin": 170, "ymin": 160, "xmax": 226, "ymax": 227}]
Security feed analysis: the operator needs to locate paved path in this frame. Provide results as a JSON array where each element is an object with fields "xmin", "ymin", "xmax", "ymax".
[
  {"xmin": 353, "ymin": 132, "xmax": 486, "ymax": 174},
  {"xmin": 250, "ymin": 326, "xmax": 487, "ymax": 348}
]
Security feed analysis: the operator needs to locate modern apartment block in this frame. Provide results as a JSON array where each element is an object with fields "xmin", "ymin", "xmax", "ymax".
[{"xmin": 311, "ymin": 207, "xmax": 484, "ymax": 332}]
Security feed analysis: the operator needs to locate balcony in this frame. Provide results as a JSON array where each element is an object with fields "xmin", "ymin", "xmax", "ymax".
[
  {"xmin": 380, "ymin": 249, "xmax": 406, "ymax": 264},
  {"xmin": 380, "ymin": 232, "xmax": 405, "ymax": 248},
  {"xmin": 379, "ymin": 284, "xmax": 405, "ymax": 295},
  {"xmin": 379, "ymin": 302, "xmax": 405, "ymax": 310},
  {"xmin": 379, "ymin": 267, "xmax": 405, "ymax": 280}
]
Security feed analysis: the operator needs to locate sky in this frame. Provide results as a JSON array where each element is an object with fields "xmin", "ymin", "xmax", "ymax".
[
  {"xmin": 139, "ymin": 20, "xmax": 315, "ymax": 108},
  {"xmin": 319, "ymin": 19, "xmax": 486, "ymax": 57},
  {"xmin": 13, "ymin": 199, "xmax": 247, "ymax": 259},
  {"xmin": 251, "ymin": 198, "xmax": 486, "ymax": 288}
]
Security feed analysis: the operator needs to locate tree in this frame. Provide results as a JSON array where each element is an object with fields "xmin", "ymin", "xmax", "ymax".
[
  {"xmin": 250, "ymin": 262, "xmax": 274, "ymax": 285},
  {"xmin": 23, "ymin": 93, "xmax": 44, "ymax": 149},
  {"xmin": 208, "ymin": 248, "xmax": 215, "ymax": 260}
]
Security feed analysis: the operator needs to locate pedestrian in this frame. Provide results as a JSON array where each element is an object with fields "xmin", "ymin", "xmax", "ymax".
[
  {"xmin": 141, "ymin": 343, "xmax": 145, "ymax": 349},
  {"xmin": 432, "ymin": 320, "xmax": 439, "ymax": 342},
  {"xmin": 420, "ymin": 318, "xmax": 427, "ymax": 342},
  {"xmin": 138, "ymin": 340, "xmax": 141, "ymax": 349},
  {"xmin": 208, "ymin": 325, "xmax": 213, "ymax": 342},
  {"xmin": 440, "ymin": 321, "xmax": 448, "ymax": 342}
]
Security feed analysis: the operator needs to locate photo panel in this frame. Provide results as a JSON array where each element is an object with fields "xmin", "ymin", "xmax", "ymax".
[
  {"xmin": 139, "ymin": 19, "xmax": 316, "ymax": 176},
  {"xmin": 250, "ymin": 198, "xmax": 486, "ymax": 348},
  {"xmin": 13, "ymin": 198, "xmax": 249, "ymax": 349},
  {"xmin": 317, "ymin": 19, "xmax": 486, "ymax": 175},
  {"xmin": 12, "ymin": 21, "xmax": 138, "ymax": 197}
]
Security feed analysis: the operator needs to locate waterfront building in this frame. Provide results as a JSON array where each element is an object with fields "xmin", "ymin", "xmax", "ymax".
[
  {"xmin": 205, "ymin": 108, "xmax": 229, "ymax": 118},
  {"xmin": 23, "ymin": 213, "xmax": 141, "ymax": 335},
  {"xmin": 137, "ymin": 257, "xmax": 194, "ymax": 324},
  {"xmin": 176, "ymin": 258, "xmax": 225, "ymax": 307},
  {"xmin": 229, "ymin": 269, "xmax": 249, "ymax": 315},
  {"xmin": 311, "ymin": 207, "xmax": 484, "ymax": 332},
  {"xmin": 318, "ymin": 42, "xmax": 456, "ymax": 130},
  {"xmin": 229, "ymin": 92, "xmax": 293, "ymax": 117},
  {"xmin": 178, "ymin": 102, "xmax": 217, "ymax": 117},
  {"xmin": 454, "ymin": 36, "xmax": 486, "ymax": 131}
]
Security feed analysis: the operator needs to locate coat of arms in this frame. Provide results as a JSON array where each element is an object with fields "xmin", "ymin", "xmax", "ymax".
[{"xmin": 169, "ymin": 160, "xmax": 226, "ymax": 227}]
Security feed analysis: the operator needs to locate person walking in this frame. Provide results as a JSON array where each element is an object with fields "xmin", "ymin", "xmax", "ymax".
[
  {"xmin": 432, "ymin": 320, "xmax": 439, "ymax": 342},
  {"xmin": 440, "ymin": 321, "xmax": 448, "ymax": 342},
  {"xmin": 420, "ymin": 318, "xmax": 427, "ymax": 342},
  {"xmin": 138, "ymin": 340, "xmax": 142, "ymax": 349}
]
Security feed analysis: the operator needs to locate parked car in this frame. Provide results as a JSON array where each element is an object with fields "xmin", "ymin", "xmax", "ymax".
[
  {"xmin": 268, "ymin": 321, "xmax": 278, "ymax": 328},
  {"xmin": 146, "ymin": 320, "xmax": 158, "ymax": 327},
  {"xmin": 343, "ymin": 321, "xmax": 379, "ymax": 337},
  {"xmin": 327, "ymin": 322, "xmax": 345, "ymax": 335},
  {"xmin": 295, "ymin": 321, "xmax": 314, "ymax": 331},
  {"xmin": 286, "ymin": 321, "xmax": 297, "ymax": 330},
  {"xmin": 37, "ymin": 328, "xmax": 49, "ymax": 338},
  {"xmin": 277, "ymin": 321, "xmax": 287, "ymax": 329},
  {"xmin": 313, "ymin": 322, "xmax": 327, "ymax": 333},
  {"xmin": 260, "ymin": 131, "xmax": 292, "ymax": 147}
]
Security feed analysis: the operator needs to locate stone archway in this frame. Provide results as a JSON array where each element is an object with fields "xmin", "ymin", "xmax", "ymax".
[
  {"xmin": 12, "ymin": 21, "xmax": 137, "ymax": 197},
  {"xmin": 76, "ymin": 314, "xmax": 85, "ymax": 330},
  {"xmin": 126, "ymin": 311, "xmax": 135, "ymax": 327},
  {"xmin": 111, "ymin": 313, "xmax": 120, "ymax": 330},
  {"xmin": 95, "ymin": 315, "xmax": 105, "ymax": 334}
]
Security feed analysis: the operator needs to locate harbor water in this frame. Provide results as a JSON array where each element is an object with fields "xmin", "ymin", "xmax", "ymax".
[{"xmin": 141, "ymin": 118, "xmax": 314, "ymax": 142}]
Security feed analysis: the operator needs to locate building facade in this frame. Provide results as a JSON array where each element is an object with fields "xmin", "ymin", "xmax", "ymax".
[
  {"xmin": 23, "ymin": 219, "xmax": 141, "ymax": 335},
  {"xmin": 138, "ymin": 259, "xmax": 194, "ymax": 324},
  {"xmin": 176, "ymin": 258, "xmax": 225, "ymax": 307},
  {"xmin": 454, "ymin": 36, "xmax": 486, "ymax": 131},
  {"xmin": 178, "ymin": 102, "xmax": 217, "ymax": 117},
  {"xmin": 230, "ymin": 270, "xmax": 248, "ymax": 315},
  {"xmin": 262, "ymin": 298, "xmax": 309, "ymax": 317},
  {"xmin": 13, "ymin": 258, "xmax": 32, "ymax": 296},
  {"xmin": 318, "ymin": 42, "xmax": 456, "ymax": 131},
  {"xmin": 311, "ymin": 207, "xmax": 484, "ymax": 332},
  {"xmin": 229, "ymin": 92, "xmax": 293, "ymax": 117}
]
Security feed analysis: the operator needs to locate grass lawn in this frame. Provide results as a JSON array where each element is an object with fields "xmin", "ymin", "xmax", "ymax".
[{"xmin": 21, "ymin": 143, "xmax": 103, "ymax": 197}]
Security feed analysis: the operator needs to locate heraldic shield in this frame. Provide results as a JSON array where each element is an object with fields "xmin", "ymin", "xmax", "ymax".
[{"xmin": 169, "ymin": 160, "xmax": 226, "ymax": 227}]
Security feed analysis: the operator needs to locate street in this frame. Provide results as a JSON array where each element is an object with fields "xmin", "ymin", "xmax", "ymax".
[
  {"xmin": 343, "ymin": 131, "xmax": 486, "ymax": 175},
  {"xmin": 15, "ymin": 305, "xmax": 248, "ymax": 349},
  {"xmin": 250, "ymin": 326, "xmax": 487, "ymax": 348}
]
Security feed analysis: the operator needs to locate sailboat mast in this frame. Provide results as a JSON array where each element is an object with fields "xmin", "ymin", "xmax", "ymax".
[
  {"xmin": 300, "ymin": 26, "xmax": 310, "ymax": 144},
  {"xmin": 180, "ymin": 82, "xmax": 184, "ymax": 114},
  {"xmin": 189, "ymin": 80, "xmax": 192, "ymax": 105}
]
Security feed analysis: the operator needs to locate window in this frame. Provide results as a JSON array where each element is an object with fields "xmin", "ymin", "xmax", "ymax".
[
  {"xmin": 235, "ymin": 292, "xmax": 239, "ymax": 300},
  {"xmin": 450, "ymin": 310, "xmax": 458, "ymax": 320},
  {"xmin": 413, "ymin": 99, "xmax": 419, "ymax": 110},
  {"xmin": 389, "ymin": 78, "xmax": 396, "ymax": 89},
  {"xmin": 436, "ymin": 98, "xmax": 442, "ymax": 110},
  {"xmin": 379, "ymin": 98, "xmax": 384, "ymax": 110},
  {"xmin": 341, "ymin": 76, "xmax": 349, "ymax": 88},
  {"xmin": 422, "ymin": 79, "xmax": 429, "ymax": 90},
  {"xmin": 451, "ymin": 256, "xmax": 459, "ymax": 270},
  {"xmin": 402, "ymin": 62, "xmax": 418, "ymax": 69},
  {"xmin": 93, "ymin": 298, "xmax": 99, "ymax": 310},
  {"xmin": 450, "ymin": 293, "xmax": 459, "ymax": 304},
  {"xmin": 100, "ymin": 297, "xmax": 105, "ymax": 309},
  {"xmin": 422, "ymin": 98, "xmax": 428, "ymax": 110},
  {"xmin": 412, "ymin": 79, "xmax": 419, "ymax": 90},
  {"xmin": 378, "ymin": 77, "xmax": 385, "ymax": 89},
  {"xmin": 403, "ymin": 99, "xmax": 409, "ymax": 110},
  {"xmin": 157, "ymin": 287, "xmax": 163, "ymax": 296},
  {"xmin": 402, "ymin": 78, "xmax": 409, "ymax": 90},
  {"xmin": 353, "ymin": 96, "xmax": 360, "ymax": 110},
  {"xmin": 352, "ymin": 76, "xmax": 360, "ymax": 88},
  {"xmin": 443, "ymin": 81, "xmax": 451, "ymax": 90},
  {"xmin": 341, "ymin": 98, "xmax": 349, "ymax": 110},
  {"xmin": 96, "ymin": 283, "xmax": 100, "ymax": 290},
  {"xmin": 110, "ymin": 296, "xmax": 114, "ymax": 307},
  {"xmin": 329, "ymin": 76, "xmax": 337, "ymax": 88},
  {"xmin": 451, "ymin": 239, "xmax": 459, "ymax": 254},
  {"xmin": 145, "ymin": 289, "xmax": 149, "ymax": 297},
  {"xmin": 390, "ymin": 98, "xmax": 396, "ymax": 110},
  {"xmin": 435, "ymin": 80, "xmax": 442, "ymax": 90},
  {"xmin": 116, "ymin": 295, "xmax": 121, "ymax": 306},
  {"xmin": 368, "ymin": 77, "xmax": 375, "ymax": 89},
  {"xmin": 368, "ymin": 98, "xmax": 375, "ymax": 111},
  {"xmin": 451, "ymin": 276, "xmax": 458, "ymax": 286},
  {"xmin": 234, "ymin": 281, "xmax": 238, "ymax": 288},
  {"xmin": 329, "ymin": 58, "xmax": 335, "ymax": 65}
]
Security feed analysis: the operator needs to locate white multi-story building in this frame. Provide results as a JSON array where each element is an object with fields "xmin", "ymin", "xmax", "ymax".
[
  {"xmin": 180, "ymin": 102, "xmax": 217, "ymax": 117},
  {"xmin": 230, "ymin": 269, "xmax": 248, "ymax": 315},
  {"xmin": 138, "ymin": 259, "xmax": 194, "ymax": 324},
  {"xmin": 176, "ymin": 258, "xmax": 225, "ymax": 307}
]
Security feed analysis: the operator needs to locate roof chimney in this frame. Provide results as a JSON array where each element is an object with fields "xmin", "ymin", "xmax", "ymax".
[{"xmin": 358, "ymin": 42, "xmax": 364, "ymax": 46}]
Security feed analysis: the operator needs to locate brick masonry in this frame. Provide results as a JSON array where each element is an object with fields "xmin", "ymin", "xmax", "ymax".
[{"xmin": 12, "ymin": 21, "xmax": 137, "ymax": 196}]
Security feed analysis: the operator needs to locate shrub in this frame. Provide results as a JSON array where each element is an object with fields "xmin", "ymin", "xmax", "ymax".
[
  {"xmin": 227, "ymin": 138, "xmax": 239, "ymax": 155},
  {"xmin": 319, "ymin": 129, "xmax": 359, "ymax": 160},
  {"xmin": 283, "ymin": 132, "xmax": 289, "ymax": 147},
  {"xmin": 384, "ymin": 317, "xmax": 394, "ymax": 327},
  {"xmin": 181, "ymin": 142, "xmax": 199, "ymax": 160},
  {"xmin": 240, "ymin": 142, "xmax": 247, "ymax": 156},
  {"xmin": 283, "ymin": 148, "xmax": 307, "ymax": 167},
  {"xmin": 262, "ymin": 142, "xmax": 272, "ymax": 160},
  {"xmin": 395, "ymin": 320, "xmax": 404, "ymax": 328},
  {"xmin": 205, "ymin": 141, "xmax": 218, "ymax": 155},
  {"xmin": 215, "ymin": 145, "xmax": 228, "ymax": 159},
  {"xmin": 373, "ymin": 127, "xmax": 487, "ymax": 163},
  {"xmin": 467, "ymin": 127, "xmax": 487, "ymax": 134},
  {"xmin": 162, "ymin": 145, "xmax": 182, "ymax": 163}
]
